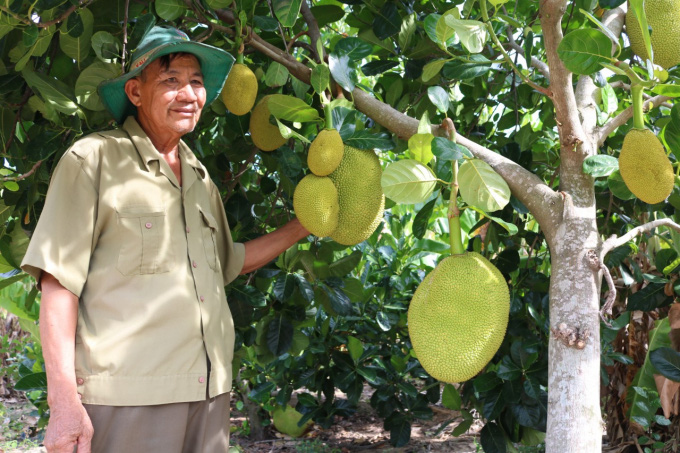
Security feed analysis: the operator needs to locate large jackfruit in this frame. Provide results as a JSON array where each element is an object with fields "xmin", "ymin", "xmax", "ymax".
[
  {"xmin": 308, "ymin": 129, "xmax": 344, "ymax": 176},
  {"xmin": 408, "ymin": 252, "xmax": 510, "ymax": 383},
  {"xmin": 293, "ymin": 174, "xmax": 339, "ymax": 237},
  {"xmin": 249, "ymin": 95, "xmax": 287, "ymax": 151},
  {"xmin": 619, "ymin": 128, "xmax": 674, "ymax": 204},
  {"xmin": 328, "ymin": 146, "xmax": 385, "ymax": 245},
  {"xmin": 626, "ymin": 0, "xmax": 680, "ymax": 69},
  {"xmin": 271, "ymin": 405, "xmax": 313, "ymax": 437},
  {"xmin": 221, "ymin": 63, "xmax": 258, "ymax": 116}
]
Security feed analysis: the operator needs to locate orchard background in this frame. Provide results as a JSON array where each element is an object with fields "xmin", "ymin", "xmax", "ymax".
[{"xmin": 0, "ymin": 0, "xmax": 680, "ymax": 452}]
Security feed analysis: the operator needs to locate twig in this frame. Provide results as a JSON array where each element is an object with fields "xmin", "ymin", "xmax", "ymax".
[
  {"xmin": 300, "ymin": 0, "xmax": 322, "ymax": 62},
  {"xmin": 596, "ymin": 94, "xmax": 674, "ymax": 146},
  {"xmin": 602, "ymin": 218, "xmax": 680, "ymax": 256},
  {"xmin": 505, "ymin": 29, "xmax": 550, "ymax": 79},
  {"xmin": 287, "ymin": 30, "xmax": 308, "ymax": 50},
  {"xmin": 585, "ymin": 250, "xmax": 616, "ymax": 325},
  {"xmin": 3, "ymin": 160, "xmax": 42, "ymax": 182},
  {"xmin": 122, "ymin": 0, "xmax": 130, "ymax": 71},
  {"xmin": 267, "ymin": 0, "xmax": 290, "ymax": 54},
  {"xmin": 0, "ymin": 0, "xmax": 95, "ymax": 28}
]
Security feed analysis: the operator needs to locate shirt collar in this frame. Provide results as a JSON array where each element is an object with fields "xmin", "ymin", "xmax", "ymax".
[{"xmin": 122, "ymin": 116, "xmax": 207, "ymax": 180}]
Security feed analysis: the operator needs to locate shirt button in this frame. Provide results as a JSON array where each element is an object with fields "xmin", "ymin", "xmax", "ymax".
[
  {"xmin": 76, "ymin": 378, "xmax": 84, "ymax": 385},
  {"xmin": 198, "ymin": 377, "xmax": 206, "ymax": 384},
  {"xmin": 186, "ymin": 227, "xmax": 190, "ymax": 233},
  {"xmin": 145, "ymin": 222, "xmax": 153, "ymax": 229},
  {"xmin": 192, "ymin": 261, "xmax": 198, "ymax": 268},
  {"xmin": 200, "ymin": 295, "xmax": 205, "ymax": 302}
]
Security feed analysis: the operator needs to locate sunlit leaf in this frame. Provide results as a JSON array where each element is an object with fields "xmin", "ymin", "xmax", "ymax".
[
  {"xmin": 381, "ymin": 159, "xmax": 438, "ymax": 204},
  {"xmin": 458, "ymin": 159, "xmax": 511, "ymax": 212}
]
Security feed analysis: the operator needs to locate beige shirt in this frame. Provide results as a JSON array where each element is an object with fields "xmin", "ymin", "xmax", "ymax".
[{"xmin": 21, "ymin": 117, "xmax": 245, "ymax": 406}]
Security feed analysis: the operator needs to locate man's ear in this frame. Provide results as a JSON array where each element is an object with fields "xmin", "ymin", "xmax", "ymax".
[{"xmin": 124, "ymin": 78, "xmax": 142, "ymax": 107}]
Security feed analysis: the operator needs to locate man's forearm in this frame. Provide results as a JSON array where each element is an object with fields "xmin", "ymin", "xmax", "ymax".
[
  {"xmin": 241, "ymin": 218, "xmax": 310, "ymax": 274},
  {"xmin": 40, "ymin": 273, "xmax": 80, "ymax": 405}
]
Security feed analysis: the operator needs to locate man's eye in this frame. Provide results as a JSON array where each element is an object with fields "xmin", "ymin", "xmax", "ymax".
[
  {"xmin": 192, "ymin": 80, "xmax": 204, "ymax": 86},
  {"xmin": 165, "ymin": 77, "xmax": 177, "ymax": 83}
]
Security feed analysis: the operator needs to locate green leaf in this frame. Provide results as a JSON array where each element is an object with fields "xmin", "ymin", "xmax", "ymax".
[
  {"xmin": 267, "ymin": 94, "xmax": 321, "ymax": 123},
  {"xmin": 344, "ymin": 130, "xmax": 394, "ymax": 150},
  {"xmin": 480, "ymin": 422, "xmax": 507, "ymax": 453},
  {"xmin": 14, "ymin": 372, "xmax": 47, "ymax": 391},
  {"xmin": 582, "ymin": 155, "xmax": 618, "ymax": 177},
  {"xmin": 663, "ymin": 103, "xmax": 680, "ymax": 161},
  {"xmin": 557, "ymin": 28, "xmax": 613, "ymax": 75},
  {"xmin": 407, "ymin": 133, "xmax": 434, "ymax": 164},
  {"xmin": 273, "ymin": 272, "xmax": 296, "ymax": 300},
  {"xmin": 265, "ymin": 62, "xmax": 290, "ymax": 87},
  {"xmin": 347, "ymin": 335, "xmax": 363, "ymax": 362},
  {"xmin": 59, "ymin": 8, "xmax": 93, "ymax": 62},
  {"xmin": 427, "ymin": 86, "xmax": 450, "ymax": 114},
  {"xmin": 376, "ymin": 311, "xmax": 391, "ymax": 331},
  {"xmin": 275, "ymin": 118, "xmax": 310, "ymax": 143},
  {"xmin": 23, "ymin": 25, "xmax": 39, "ymax": 47},
  {"xmin": 629, "ymin": 0, "xmax": 653, "ymax": 65},
  {"xmin": 442, "ymin": 384, "xmax": 462, "ymax": 410},
  {"xmin": 333, "ymin": 37, "xmax": 373, "ymax": 60},
  {"xmin": 652, "ymin": 84, "xmax": 680, "ymax": 97},
  {"xmin": 206, "ymin": 0, "xmax": 231, "ymax": 7},
  {"xmin": 422, "ymin": 59, "xmax": 447, "ymax": 82},
  {"xmin": 650, "ymin": 347, "xmax": 680, "ymax": 382},
  {"xmin": 310, "ymin": 64, "xmax": 330, "ymax": 94},
  {"xmin": 381, "ymin": 159, "xmax": 437, "ymax": 204},
  {"xmin": 627, "ymin": 283, "xmax": 672, "ymax": 311},
  {"xmin": 329, "ymin": 54, "xmax": 356, "ymax": 92},
  {"xmin": 579, "ymin": 8, "xmax": 621, "ymax": 56},
  {"xmin": 442, "ymin": 55, "xmax": 493, "ymax": 80},
  {"xmin": 22, "ymin": 69, "xmax": 79, "ymax": 115},
  {"xmin": 432, "ymin": 138, "xmax": 472, "ymax": 161},
  {"xmin": 91, "ymin": 31, "xmax": 120, "ymax": 62},
  {"xmin": 608, "ymin": 170, "xmax": 635, "ymax": 200},
  {"xmin": 231, "ymin": 285, "xmax": 267, "ymax": 307},
  {"xmin": 328, "ymin": 250, "xmax": 362, "ymax": 277},
  {"xmin": 65, "ymin": 10, "xmax": 84, "ymax": 37},
  {"xmin": 310, "ymin": 5, "xmax": 345, "ymax": 28},
  {"xmin": 266, "ymin": 315, "xmax": 294, "ymax": 356},
  {"xmin": 75, "ymin": 62, "xmax": 121, "ymax": 111},
  {"xmin": 452, "ymin": 410, "xmax": 474, "ymax": 436},
  {"xmin": 442, "ymin": 16, "xmax": 488, "ymax": 54},
  {"xmin": 155, "ymin": 0, "xmax": 185, "ymax": 20},
  {"xmin": 412, "ymin": 197, "xmax": 437, "ymax": 239},
  {"xmin": 386, "ymin": 412, "xmax": 411, "ymax": 447},
  {"xmin": 373, "ymin": 2, "xmax": 401, "ymax": 40},
  {"xmin": 273, "ymin": 0, "xmax": 301, "ymax": 28},
  {"xmin": 458, "ymin": 159, "xmax": 511, "ymax": 212},
  {"xmin": 361, "ymin": 60, "xmax": 399, "ymax": 76}
]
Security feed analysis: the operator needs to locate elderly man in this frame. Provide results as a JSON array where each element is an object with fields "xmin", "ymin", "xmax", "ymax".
[{"xmin": 20, "ymin": 26, "xmax": 308, "ymax": 452}]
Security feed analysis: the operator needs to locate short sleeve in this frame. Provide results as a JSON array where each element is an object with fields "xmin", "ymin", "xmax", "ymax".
[
  {"xmin": 210, "ymin": 183, "xmax": 245, "ymax": 285},
  {"xmin": 21, "ymin": 148, "xmax": 98, "ymax": 297}
]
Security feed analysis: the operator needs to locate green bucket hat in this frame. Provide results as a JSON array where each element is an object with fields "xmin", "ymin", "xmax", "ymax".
[{"xmin": 98, "ymin": 26, "xmax": 235, "ymax": 124}]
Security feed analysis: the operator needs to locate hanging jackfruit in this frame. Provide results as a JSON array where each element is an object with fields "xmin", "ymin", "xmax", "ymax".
[
  {"xmin": 249, "ymin": 95, "xmax": 287, "ymax": 151},
  {"xmin": 293, "ymin": 174, "xmax": 339, "ymax": 237},
  {"xmin": 221, "ymin": 63, "xmax": 258, "ymax": 116},
  {"xmin": 626, "ymin": 0, "xmax": 680, "ymax": 69},
  {"xmin": 619, "ymin": 128, "xmax": 674, "ymax": 204},
  {"xmin": 408, "ymin": 252, "xmax": 510, "ymax": 383},
  {"xmin": 308, "ymin": 129, "xmax": 344, "ymax": 176}
]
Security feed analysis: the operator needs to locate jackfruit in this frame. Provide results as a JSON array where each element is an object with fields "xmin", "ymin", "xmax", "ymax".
[
  {"xmin": 626, "ymin": 0, "xmax": 680, "ymax": 69},
  {"xmin": 249, "ymin": 95, "xmax": 287, "ymax": 151},
  {"xmin": 308, "ymin": 129, "xmax": 344, "ymax": 176},
  {"xmin": 293, "ymin": 174, "xmax": 339, "ymax": 237},
  {"xmin": 328, "ymin": 146, "xmax": 385, "ymax": 245},
  {"xmin": 221, "ymin": 63, "xmax": 258, "ymax": 116},
  {"xmin": 408, "ymin": 252, "xmax": 510, "ymax": 383},
  {"xmin": 271, "ymin": 405, "xmax": 313, "ymax": 438},
  {"xmin": 619, "ymin": 128, "xmax": 674, "ymax": 204}
]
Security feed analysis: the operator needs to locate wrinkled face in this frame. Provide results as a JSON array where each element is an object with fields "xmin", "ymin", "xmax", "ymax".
[{"xmin": 125, "ymin": 54, "xmax": 206, "ymax": 138}]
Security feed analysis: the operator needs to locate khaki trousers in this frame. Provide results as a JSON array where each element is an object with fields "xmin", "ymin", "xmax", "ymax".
[{"xmin": 83, "ymin": 392, "xmax": 230, "ymax": 453}]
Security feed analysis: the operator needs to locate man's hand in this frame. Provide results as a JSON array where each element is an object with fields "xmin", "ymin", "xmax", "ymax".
[{"xmin": 44, "ymin": 397, "xmax": 93, "ymax": 452}]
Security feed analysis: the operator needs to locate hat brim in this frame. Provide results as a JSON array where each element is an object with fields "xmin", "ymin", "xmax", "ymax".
[{"xmin": 98, "ymin": 41, "xmax": 235, "ymax": 124}]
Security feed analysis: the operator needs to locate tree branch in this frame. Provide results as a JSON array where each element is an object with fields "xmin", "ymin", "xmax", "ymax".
[
  {"xmin": 602, "ymin": 218, "xmax": 680, "ymax": 256},
  {"xmin": 2, "ymin": 160, "xmax": 42, "ymax": 182},
  {"xmin": 505, "ymin": 36, "xmax": 550, "ymax": 79},
  {"xmin": 596, "ymin": 94, "xmax": 673, "ymax": 146},
  {"xmin": 213, "ymin": 7, "xmax": 563, "ymax": 241},
  {"xmin": 300, "ymin": 1, "xmax": 323, "ymax": 62},
  {"xmin": 540, "ymin": 0, "xmax": 586, "ymax": 151}
]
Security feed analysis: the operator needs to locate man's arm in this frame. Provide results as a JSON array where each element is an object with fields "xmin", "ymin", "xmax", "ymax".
[
  {"xmin": 40, "ymin": 272, "xmax": 93, "ymax": 453},
  {"xmin": 240, "ymin": 218, "xmax": 310, "ymax": 274}
]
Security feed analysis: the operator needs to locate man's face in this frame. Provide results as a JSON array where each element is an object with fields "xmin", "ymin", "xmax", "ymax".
[{"xmin": 126, "ymin": 54, "xmax": 206, "ymax": 138}]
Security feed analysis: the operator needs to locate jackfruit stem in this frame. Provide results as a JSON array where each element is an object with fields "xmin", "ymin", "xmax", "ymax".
[
  {"xmin": 632, "ymin": 84, "xmax": 645, "ymax": 130},
  {"xmin": 448, "ymin": 160, "xmax": 465, "ymax": 255},
  {"xmin": 237, "ymin": 53, "xmax": 244, "ymax": 65},
  {"xmin": 324, "ymin": 103, "xmax": 333, "ymax": 130}
]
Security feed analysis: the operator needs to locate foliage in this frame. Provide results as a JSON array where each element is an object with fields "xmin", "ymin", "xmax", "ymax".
[{"xmin": 2, "ymin": 0, "xmax": 680, "ymax": 450}]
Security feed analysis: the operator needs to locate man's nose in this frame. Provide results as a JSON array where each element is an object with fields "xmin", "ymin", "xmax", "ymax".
[{"xmin": 177, "ymin": 83, "xmax": 198, "ymax": 102}]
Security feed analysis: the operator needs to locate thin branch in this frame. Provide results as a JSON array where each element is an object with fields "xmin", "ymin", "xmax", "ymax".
[
  {"xmin": 602, "ymin": 218, "xmax": 680, "ymax": 256},
  {"xmin": 505, "ymin": 37, "xmax": 550, "ymax": 79},
  {"xmin": 300, "ymin": 1, "xmax": 322, "ymax": 62},
  {"xmin": 585, "ymin": 250, "xmax": 616, "ymax": 326},
  {"xmin": 3, "ymin": 160, "xmax": 42, "ymax": 182},
  {"xmin": 596, "ymin": 93, "xmax": 673, "ymax": 146},
  {"xmin": 0, "ymin": 0, "xmax": 96, "ymax": 28}
]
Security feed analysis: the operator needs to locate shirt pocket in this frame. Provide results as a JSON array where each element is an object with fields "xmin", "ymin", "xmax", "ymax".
[
  {"xmin": 199, "ymin": 208, "xmax": 219, "ymax": 271},
  {"xmin": 116, "ymin": 207, "xmax": 174, "ymax": 275}
]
